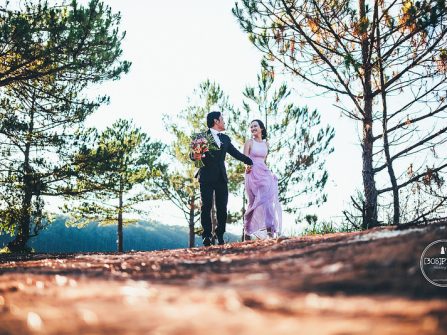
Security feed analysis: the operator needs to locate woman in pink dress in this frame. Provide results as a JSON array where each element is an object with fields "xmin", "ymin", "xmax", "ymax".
[{"xmin": 243, "ymin": 119, "xmax": 282, "ymax": 240}]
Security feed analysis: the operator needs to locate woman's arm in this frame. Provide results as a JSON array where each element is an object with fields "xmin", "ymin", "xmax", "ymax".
[
  {"xmin": 243, "ymin": 140, "xmax": 251, "ymax": 156},
  {"xmin": 265, "ymin": 141, "xmax": 269, "ymax": 164},
  {"xmin": 243, "ymin": 140, "xmax": 252, "ymax": 173}
]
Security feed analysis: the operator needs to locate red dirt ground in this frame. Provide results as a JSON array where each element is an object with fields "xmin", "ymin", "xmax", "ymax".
[{"xmin": 1, "ymin": 223, "xmax": 446, "ymax": 335}]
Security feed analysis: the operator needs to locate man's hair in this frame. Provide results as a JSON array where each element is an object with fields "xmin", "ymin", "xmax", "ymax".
[{"xmin": 206, "ymin": 111, "xmax": 221, "ymax": 128}]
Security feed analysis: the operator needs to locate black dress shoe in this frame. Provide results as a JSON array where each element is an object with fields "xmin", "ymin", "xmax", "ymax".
[
  {"xmin": 203, "ymin": 236, "xmax": 212, "ymax": 247},
  {"xmin": 215, "ymin": 234, "xmax": 225, "ymax": 245}
]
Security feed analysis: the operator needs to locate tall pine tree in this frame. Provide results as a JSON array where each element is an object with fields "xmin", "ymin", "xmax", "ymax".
[
  {"xmin": 63, "ymin": 119, "xmax": 165, "ymax": 252},
  {"xmin": 0, "ymin": 0, "xmax": 130, "ymax": 251},
  {"xmin": 155, "ymin": 80, "xmax": 236, "ymax": 247}
]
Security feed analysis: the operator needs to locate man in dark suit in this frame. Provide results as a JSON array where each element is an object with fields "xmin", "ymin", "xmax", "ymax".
[{"xmin": 191, "ymin": 111, "xmax": 253, "ymax": 246}]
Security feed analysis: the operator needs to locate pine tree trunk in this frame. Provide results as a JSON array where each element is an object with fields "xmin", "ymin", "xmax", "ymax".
[
  {"xmin": 117, "ymin": 189, "xmax": 123, "ymax": 252},
  {"xmin": 19, "ymin": 174, "xmax": 33, "ymax": 247},
  {"xmin": 8, "ymin": 106, "xmax": 34, "ymax": 252},
  {"xmin": 360, "ymin": 0, "xmax": 378, "ymax": 229},
  {"xmin": 383, "ymin": 126, "xmax": 399, "ymax": 225},
  {"xmin": 376, "ymin": 18, "xmax": 400, "ymax": 225},
  {"xmin": 9, "ymin": 173, "xmax": 33, "ymax": 252},
  {"xmin": 362, "ymin": 108, "xmax": 378, "ymax": 229},
  {"xmin": 189, "ymin": 195, "xmax": 195, "ymax": 248}
]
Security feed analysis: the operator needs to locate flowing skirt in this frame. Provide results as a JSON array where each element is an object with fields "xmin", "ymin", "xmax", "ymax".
[{"xmin": 244, "ymin": 161, "xmax": 282, "ymax": 238}]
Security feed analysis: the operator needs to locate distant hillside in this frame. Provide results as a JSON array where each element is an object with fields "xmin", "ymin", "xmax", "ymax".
[{"xmin": 0, "ymin": 218, "xmax": 239, "ymax": 253}]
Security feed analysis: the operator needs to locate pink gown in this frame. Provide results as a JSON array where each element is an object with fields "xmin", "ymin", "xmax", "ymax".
[{"xmin": 244, "ymin": 140, "xmax": 282, "ymax": 238}]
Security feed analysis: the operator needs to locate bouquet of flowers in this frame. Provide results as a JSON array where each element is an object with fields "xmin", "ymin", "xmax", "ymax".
[{"xmin": 190, "ymin": 133, "xmax": 219, "ymax": 168}]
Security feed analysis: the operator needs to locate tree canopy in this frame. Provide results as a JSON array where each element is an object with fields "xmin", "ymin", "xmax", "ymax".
[
  {"xmin": 233, "ymin": 0, "xmax": 447, "ymax": 226},
  {"xmin": 63, "ymin": 119, "xmax": 165, "ymax": 252},
  {"xmin": 0, "ymin": 0, "xmax": 130, "ymax": 251}
]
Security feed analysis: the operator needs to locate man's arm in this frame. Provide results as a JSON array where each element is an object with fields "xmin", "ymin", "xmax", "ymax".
[{"xmin": 227, "ymin": 140, "xmax": 253, "ymax": 165}]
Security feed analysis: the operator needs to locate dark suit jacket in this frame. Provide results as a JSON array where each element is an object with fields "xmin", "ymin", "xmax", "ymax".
[{"xmin": 192, "ymin": 130, "xmax": 252, "ymax": 183}]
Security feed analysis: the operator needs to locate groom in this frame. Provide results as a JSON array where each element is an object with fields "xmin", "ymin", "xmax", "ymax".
[{"xmin": 192, "ymin": 111, "xmax": 253, "ymax": 246}]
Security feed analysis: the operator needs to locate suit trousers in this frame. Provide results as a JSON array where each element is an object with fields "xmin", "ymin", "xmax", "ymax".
[{"xmin": 199, "ymin": 176, "xmax": 228, "ymax": 238}]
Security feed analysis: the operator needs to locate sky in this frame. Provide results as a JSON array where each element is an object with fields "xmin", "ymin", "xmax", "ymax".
[{"xmin": 81, "ymin": 1, "xmax": 363, "ymax": 232}]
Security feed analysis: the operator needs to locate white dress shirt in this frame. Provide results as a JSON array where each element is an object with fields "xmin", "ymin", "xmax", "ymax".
[{"xmin": 209, "ymin": 128, "xmax": 222, "ymax": 148}]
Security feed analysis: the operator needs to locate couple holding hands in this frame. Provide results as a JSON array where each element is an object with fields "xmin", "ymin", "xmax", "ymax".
[{"xmin": 191, "ymin": 111, "xmax": 282, "ymax": 246}]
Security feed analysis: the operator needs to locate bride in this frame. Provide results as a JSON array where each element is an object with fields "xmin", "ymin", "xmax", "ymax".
[{"xmin": 243, "ymin": 119, "xmax": 282, "ymax": 240}]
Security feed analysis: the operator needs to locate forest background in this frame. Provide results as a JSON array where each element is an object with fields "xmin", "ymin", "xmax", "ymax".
[{"xmin": 0, "ymin": 0, "xmax": 445, "ymax": 252}]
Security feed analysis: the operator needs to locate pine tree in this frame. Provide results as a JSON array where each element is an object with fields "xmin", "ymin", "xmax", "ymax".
[
  {"xmin": 0, "ymin": 0, "xmax": 130, "ymax": 251},
  {"xmin": 234, "ymin": 0, "xmax": 447, "ymax": 226},
  {"xmin": 155, "ymin": 80, "xmax": 236, "ymax": 247},
  {"xmin": 63, "ymin": 119, "xmax": 165, "ymax": 252},
  {"xmin": 228, "ymin": 63, "xmax": 334, "ymax": 214}
]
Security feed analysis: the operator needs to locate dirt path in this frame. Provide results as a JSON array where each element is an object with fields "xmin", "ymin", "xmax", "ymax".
[{"xmin": 1, "ymin": 223, "xmax": 446, "ymax": 334}]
